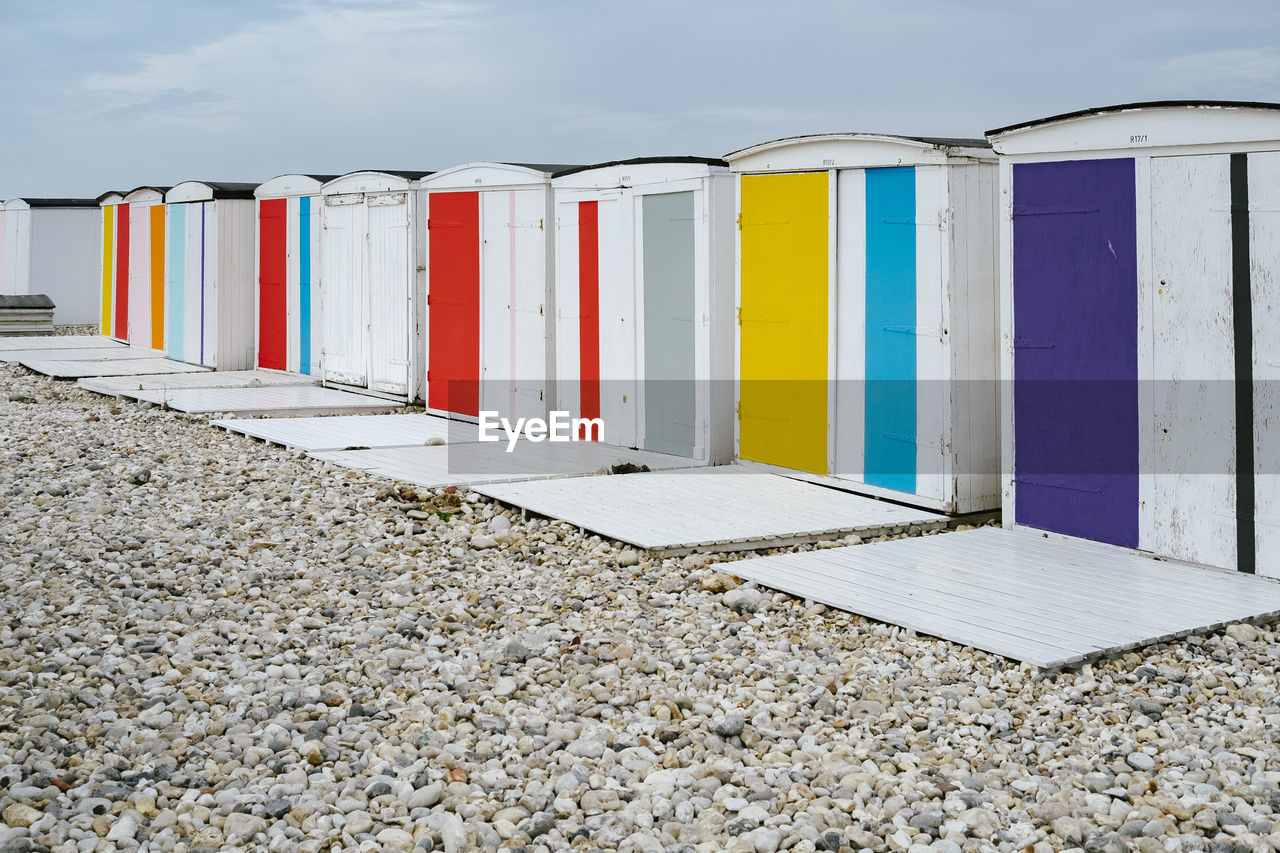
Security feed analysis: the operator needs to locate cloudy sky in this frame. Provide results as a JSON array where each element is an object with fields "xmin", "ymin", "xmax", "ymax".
[{"xmin": 2, "ymin": 0, "xmax": 1278, "ymax": 197}]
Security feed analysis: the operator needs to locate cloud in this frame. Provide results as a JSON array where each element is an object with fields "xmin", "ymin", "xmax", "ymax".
[
  {"xmin": 80, "ymin": 0, "xmax": 494, "ymax": 125},
  {"xmin": 1145, "ymin": 47, "xmax": 1280, "ymax": 90}
]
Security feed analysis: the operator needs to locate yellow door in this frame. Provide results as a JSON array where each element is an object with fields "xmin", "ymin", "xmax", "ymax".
[
  {"xmin": 150, "ymin": 205, "xmax": 166, "ymax": 349},
  {"xmin": 100, "ymin": 206, "xmax": 114, "ymax": 335},
  {"xmin": 739, "ymin": 172, "xmax": 828, "ymax": 473}
]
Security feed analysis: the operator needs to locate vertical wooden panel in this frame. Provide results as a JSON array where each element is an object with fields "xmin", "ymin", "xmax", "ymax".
[
  {"xmin": 299, "ymin": 196, "xmax": 314, "ymax": 375},
  {"xmin": 128, "ymin": 204, "xmax": 150, "ymax": 349},
  {"xmin": 427, "ymin": 191, "xmax": 480, "ymax": 415},
  {"xmin": 150, "ymin": 205, "xmax": 165, "ymax": 349},
  {"xmin": 366, "ymin": 192, "xmax": 411, "ymax": 395},
  {"xmin": 642, "ymin": 191, "xmax": 696, "ymax": 456},
  {"xmin": 864, "ymin": 166, "xmax": 917, "ymax": 493},
  {"xmin": 114, "ymin": 203, "xmax": 130, "ymax": 341},
  {"xmin": 577, "ymin": 200, "xmax": 600, "ymax": 429},
  {"xmin": 1012, "ymin": 158, "xmax": 1138, "ymax": 548},
  {"xmin": 166, "ymin": 204, "xmax": 185, "ymax": 359},
  {"xmin": 320, "ymin": 196, "xmax": 366, "ymax": 386},
  {"xmin": 834, "ymin": 169, "xmax": 867, "ymax": 481},
  {"xmin": 1146, "ymin": 154, "xmax": 1235, "ymax": 569},
  {"xmin": 738, "ymin": 172, "xmax": 828, "ymax": 474},
  {"xmin": 258, "ymin": 198, "xmax": 288, "ymax": 369},
  {"xmin": 100, "ymin": 206, "xmax": 114, "ymax": 335},
  {"xmin": 1250, "ymin": 151, "xmax": 1280, "ymax": 578}
]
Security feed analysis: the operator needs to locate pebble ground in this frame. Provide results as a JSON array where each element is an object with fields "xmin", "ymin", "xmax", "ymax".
[{"xmin": 2, "ymin": 361, "xmax": 1279, "ymax": 853}]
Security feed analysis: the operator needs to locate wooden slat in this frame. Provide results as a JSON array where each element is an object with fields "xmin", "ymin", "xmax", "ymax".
[
  {"xmin": 476, "ymin": 468, "xmax": 946, "ymax": 554},
  {"xmin": 729, "ymin": 528, "xmax": 1280, "ymax": 669}
]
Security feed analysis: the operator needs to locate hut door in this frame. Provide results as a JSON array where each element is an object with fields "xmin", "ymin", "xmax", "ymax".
[
  {"xmin": 258, "ymin": 199, "xmax": 288, "ymax": 370},
  {"xmin": 128, "ymin": 206, "xmax": 151, "ymax": 349},
  {"xmin": 1250, "ymin": 151, "xmax": 1280, "ymax": 577},
  {"xmin": 181, "ymin": 204, "xmax": 204, "ymax": 365},
  {"xmin": 165, "ymin": 205, "xmax": 185, "ymax": 360},
  {"xmin": 1148, "ymin": 154, "xmax": 1236, "ymax": 569},
  {"xmin": 366, "ymin": 192, "xmax": 412, "ymax": 397},
  {"xmin": 641, "ymin": 190, "xmax": 697, "ymax": 457},
  {"xmin": 321, "ymin": 193, "xmax": 368, "ymax": 387},
  {"xmin": 114, "ymin": 203, "xmax": 130, "ymax": 341},
  {"xmin": 1011, "ymin": 158, "xmax": 1138, "ymax": 547},
  {"xmin": 738, "ymin": 172, "xmax": 828, "ymax": 474},
  {"xmin": 596, "ymin": 196, "xmax": 637, "ymax": 448},
  {"xmin": 427, "ymin": 191, "xmax": 480, "ymax": 416},
  {"xmin": 480, "ymin": 189, "xmax": 546, "ymax": 423}
]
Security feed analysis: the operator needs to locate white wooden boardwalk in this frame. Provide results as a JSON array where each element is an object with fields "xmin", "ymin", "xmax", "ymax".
[
  {"xmin": 310, "ymin": 441, "xmax": 703, "ymax": 489},
  {"xmin": 0, "ymin": 335, "xmax": 121, "ymax": 351},
  {"xmin": 130, "ymin": 385, "xmax": 399, "ymax": 417},
  {"xmin": 79, "ymin": 370, "xmax": 316, "ymax": 399},
  {"xmin": 214, "ymin": 413, "xmax": 467, "ymax": 451},
  {"xmin": 1, "ymin": 346, "xmax": 156, "ymax": 363},
  {"xmin": 20, "ymin": 357, "xmax": 209, "ymax": 378},
  {"xmin": 476, "ymin": 467, "xmax": 947, "ymax": 554},
  {"xmin": 728, "ymin": 527, "xmax": 1280, "ymax": 669}
]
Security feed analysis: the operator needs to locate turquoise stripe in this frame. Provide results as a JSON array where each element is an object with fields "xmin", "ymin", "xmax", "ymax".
[
  {"xmin": 864, "ymin": 166, "xmax": 917, "ymax": 494},
  {"xmin": 166, "ymin": 205, "xmax": 185, "ymax": 359},
  {"xmin": 299, "ymin": 196, "xmax": 312, "ymax": 375}
]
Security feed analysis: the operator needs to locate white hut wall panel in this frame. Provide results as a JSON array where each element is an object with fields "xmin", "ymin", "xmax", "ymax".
[
  {"xmin": 478, "ymin": 188, "xmax": 551, "ymax": 424},
  {"xmin": 0, "ymin": 208, "xmax": 21, "ymax": 294},
  {"xmin": 994, "ymin": 106, "xmax": 1280, "ymax": 575},
  {"xmin": 1252, "ymin": 151, "xmax": 1280, "ymax": 575},
  {"xmin": 732, "ymin": 143, "xmax": 999, "ymax": 513},
  {"xmin": 256, "ymin": 188, "xmax": 323, "ymax": 376},
  {"xmin": 553, "ymin": 168, "xmax": 734, "ymax": 462},
  {"xmin": 216, "ymin": 199, "xmax": 256, "ymax": 371},
  {"xmin": 127, "ymin": 203, "xmax": 152, "ymax": 349},
  {"xmin": 28, "ymin": 208, "xmax": 104, "ymax": 326},
  {"xmin": 320, "ymin": 194, "xmax": 367, "ymax": 387},
  {"xmin": 318, "ymin": 175, "xmax": 421, "ymax": 401}
]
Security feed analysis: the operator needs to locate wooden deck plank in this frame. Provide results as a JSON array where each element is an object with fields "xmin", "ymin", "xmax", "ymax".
[
  {"xmin": 310, "ymin": 441, "xmax": 704, "ymax": 489},
  {"xmin": 0, "ymin": 335, "xmax": 122, "ymax": 351},
  {"xmin": 476, "ymin": 467, "xmax": 946, "ymax": 554},
  {"xmin": 728, "ymin": 528, "xmax": 1280, "ymax": 669},
  {"xmin": 130, "ymin": 385, "xmax": 399, "ymax": 417},
  {"xmin": 79, "ymin": 370, "xmax": 316, "ymax": 399},
  {"xmin": 19, "ymin": 357, "xmax": 210, "ymax": 378},
  {"xmin": 1, "ymin": 346, "xmax": 158, "ymax": 363},
  {"xmin": 213, "ymin": 413, "xmax": 470, "ymax": 451}
]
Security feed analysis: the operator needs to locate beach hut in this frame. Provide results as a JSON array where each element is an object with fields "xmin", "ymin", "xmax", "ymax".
[
  {"xmin": 98, "ymin": 192, "xmax": 125, "ymax": 338},
  {"xmin": 421, "ymin": 163, "xmax": 577, "ymax": 421},
  {"xmin": 254, "ymin": 175, "xmax": 336, "ymax": 375},
  {"xmin": 121, "ymin": 187, "xmax": 168, "ymax": 349},
  {"xmin": 725, "ymin": 135, "xmax": 1000, "ymax": 513},
  {"xmin": 0, "ymin": 198, "xmax": 101, "ymax": 327},
  {"xmin": 163, "ymin": 181, "xmax": 258, "ymax": 369},
  {"xmin": 551, "ymin": 158, "xmax": 736, "ymax": 462},
  {"xmin": 318, "ymin": 170, "xmax": 432, "ymax": 400},
  {"xmin": 987, "ymin": 100, "xmax": 1280, "ymax": 575}
]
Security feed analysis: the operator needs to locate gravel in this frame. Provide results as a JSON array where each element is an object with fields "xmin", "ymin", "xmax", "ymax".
[{"xmin": 2, "ymin": 361, "xmax": 1280, "ymax": 853}]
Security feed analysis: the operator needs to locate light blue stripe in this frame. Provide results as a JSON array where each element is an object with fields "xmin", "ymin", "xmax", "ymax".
[
  {"xmin": 166, "ymin": 205, "xmax": 185, "ymax": 359},
  {"xmin": 864, "ymin": 166, "xmax": 917, "ymax": 494},
  {"xmin": 299, "ymin": 196, "xmax": 312, "ymax": 375}
]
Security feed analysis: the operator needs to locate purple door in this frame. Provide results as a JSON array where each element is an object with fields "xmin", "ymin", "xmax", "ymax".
[{"xmin": 1013, "ymin": 158, "xmax": 1138, "ymax": 547}]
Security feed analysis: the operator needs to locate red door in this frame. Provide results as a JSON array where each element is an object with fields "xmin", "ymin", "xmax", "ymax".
[
  {"xmin": 427, "ymin": 192, "xmax": 480, "ymax": 416},
  {"xmin": 577, "ymin": 200, "xmax": 600, "ymax": 433},
  {"xmin": 258, "ymin": 199, "xmax": 288, "ymax": 369},
  {"xmin": 114, "ymin": 204, "xmax": 130, "ymax": 341}
]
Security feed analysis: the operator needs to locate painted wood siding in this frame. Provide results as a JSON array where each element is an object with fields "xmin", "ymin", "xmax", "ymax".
[
  {"xmin": 427, "ymin": 191, "xmax": 480, "ymax": 415},
  {"xmin": 1012, "ymin": 157, "xmax": 1139, "ymax": 548},
  {"xmin": 738, "ymin": 172, "xmax": 829, "ymax": 474}
]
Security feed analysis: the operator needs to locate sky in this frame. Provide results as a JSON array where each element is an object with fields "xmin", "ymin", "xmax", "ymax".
[{"xmin": 2, "ymin": 0, "xmax": 1279, "ymax": 197}]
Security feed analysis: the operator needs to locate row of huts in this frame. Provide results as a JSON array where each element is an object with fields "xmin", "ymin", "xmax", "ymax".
[{"xmin": 2, "ymin": 100, "xmax": 1279, "ymax": 578}]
